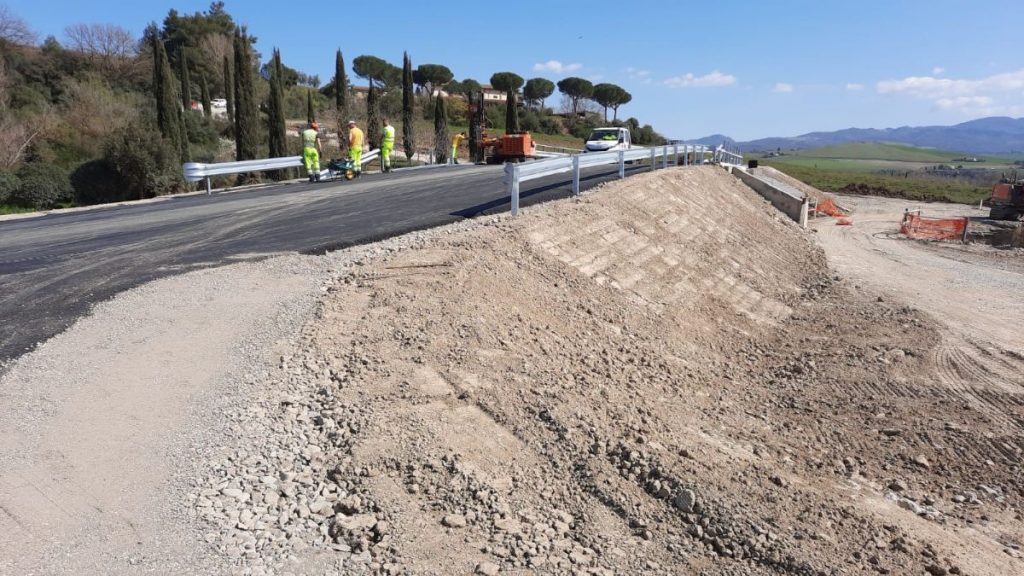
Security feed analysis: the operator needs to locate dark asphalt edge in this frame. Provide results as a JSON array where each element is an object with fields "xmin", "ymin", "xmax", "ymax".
[
  {"xmin": 0, "ymin": 164, "xmax": 662, "ymax": 367},
  {"xmin": 299, "ymin": 166, "xmax": 633, "ymax": 256}
]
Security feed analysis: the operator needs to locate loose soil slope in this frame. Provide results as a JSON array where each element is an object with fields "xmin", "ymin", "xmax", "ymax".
[{"xmin": 198, "ymin": 166, "xmax": 1022, "ymax": 575}]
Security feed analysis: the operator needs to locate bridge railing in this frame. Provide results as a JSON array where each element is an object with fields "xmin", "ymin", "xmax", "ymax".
[
  {"xmin": 504, "ymin": 144, "xmax": 719, "ymax": 215},
  {"xmin": 714, "ymin": 145, "xmax": 744, "ymax": 166}
]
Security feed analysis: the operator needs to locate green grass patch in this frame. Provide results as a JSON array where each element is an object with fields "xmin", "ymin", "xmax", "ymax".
[
  {"xmin": 756, "ymin": 142, "xmax": 1021, "ymax": 165},
  {"xmin": 749, "ymin": 156, "xmax": 883, "ymax": 173},
  {"xmin": 789, "ymin": 143, "xmax": 957, "ymax": 162},
  {"xmin": 761, "ymin": 160, "xmax": 990, "ymax": 204},
  {"xmin": 0, "ymin": 205, "xmax": 42, "ymax": 215}
]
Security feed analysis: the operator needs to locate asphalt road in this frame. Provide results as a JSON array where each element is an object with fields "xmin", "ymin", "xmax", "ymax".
[{"xmin": 0, "ymin": 162, "xmax": 650, "ymax": 364}]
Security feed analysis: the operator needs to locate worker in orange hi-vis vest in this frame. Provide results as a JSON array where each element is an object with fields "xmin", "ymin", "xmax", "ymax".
[{"xmin": 347, "ymin": 120, "xmax": 364, "ymax": 177}]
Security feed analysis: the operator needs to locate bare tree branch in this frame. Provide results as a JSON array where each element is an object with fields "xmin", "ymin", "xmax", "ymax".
[
  {"xmin": 64, "ymin": 23, "xmax": 145, "ymax": 84},
  {"xmin": 0, "ymin": 5, "xmax": 36, "ymax": 45},
  {"xmin": 0, "ymin": 58, "xmax": 50, "ymax": 169},
  {"xmin": 64, "ymin": 23, "xmax": 137, "ymax": 59}
]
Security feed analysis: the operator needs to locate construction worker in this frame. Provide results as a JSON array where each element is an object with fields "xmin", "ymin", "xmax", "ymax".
[
  {"xmin": 381, "ymin": 118, "xmax": 395, "ymax": 173},
  {"xmin": 451, "ymin": 132, "xmax": 466, "ymax": 164},
  {"xmin": 302, "ymin": 121, "xmax": 322, "ymax": 182},
  {"xmin": 347, "ymin": 120, "xmax": 364, "ymax": 177}
]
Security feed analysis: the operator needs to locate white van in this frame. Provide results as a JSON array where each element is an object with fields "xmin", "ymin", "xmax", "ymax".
[{"xmin": 583, "ymin": 127, "xmax": 631, "ymax": 153}]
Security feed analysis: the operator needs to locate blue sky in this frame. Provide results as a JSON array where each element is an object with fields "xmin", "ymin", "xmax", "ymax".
[{"xmin": 8, "ymin": 0, "xmax": 1023, "ymax": 140}]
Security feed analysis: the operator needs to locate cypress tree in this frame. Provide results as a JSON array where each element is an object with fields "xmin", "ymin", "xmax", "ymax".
[
  {"xmin": 268, "ymin": 48, "xmax": 288, "ymax": 180},
  {"xmin": 306, "ymin": 89, "xmax": 315, "ymax": 124},
  {"xmin": 402, "ymin": 51, "xmax": 414, "ymax": 161},
  {"xmin": 200, "ymin": 75, "xmax": 211, "ymax": 118},
  {"xmin": 222, "ymin": 55, "xmax": 234, "ymax": 125},
  {"xmin": 366, "ymin": 84, "xmax": 381, "ymax": 150},
  {"xmin": 179, "ymin": 48, "xmax": 192, "ymax": 111},
  {"xmin": 434, "ymin": 96, "xmax": 449, "ymax": 164},
  {"xmin": 152, "ymin": 35, "xmax": 183, "ymax": 163},
  {"xmin": 334, "ymin": 49, "xmax": 347, "ymax": 122},
  {"xmin": 506, "ymin": 90, "xmax": 520, "ymax": 134},
  {"xmin": 233, "ymin": 29, "xmax": 259, "ymax": 172},
  {"xmin": 469, "ymin": 91, "xmax": 484, "ymax": 163},
  {"xmin": 152, "ymin": 34, "xmax": 162, "ymax": 110}
]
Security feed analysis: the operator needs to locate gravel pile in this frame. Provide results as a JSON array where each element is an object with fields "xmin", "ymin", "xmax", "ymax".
[{"xmin": 181, "ymin": 168, "xmax": 1024, "ymax": 575}]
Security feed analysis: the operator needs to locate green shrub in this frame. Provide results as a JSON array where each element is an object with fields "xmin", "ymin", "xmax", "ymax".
[
  {"xmin": 10, "ymin": 163, "xmax": 72, "ymax": 209},
  {"xmin": 519, "ymin": 109, "xmax": 541, "ymax": 133},
  {"xmin": 71, "ymin": 159, "xmax": 125, "ymax": 205},
  {"xmin": 538, "ymin": 115, "xmax": 563, "ymax": 136},
  {"xmin": 184, "ymin": 112, "xmax": 222, "ymax": 162},
  {"xmin": 0, "ymin": 171, "xmax": 20, "ymax": 205},
  {"xmin": 103, "ymin": 125, "xmax": 184, "ymax": 200},
  {"xmin": 570, "ymin": 120, "xmax": 597, "ymax": 140},
  {"xmin": 484, "ymin": 104, "xmax": 505, "ymax": 131},
  {"xmin": 630, "ymin": 124, "xmax": 665, "ymax": 146}
]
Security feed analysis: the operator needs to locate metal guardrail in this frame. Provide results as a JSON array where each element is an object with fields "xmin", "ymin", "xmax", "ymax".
[
  {"xmin": 504, "ymin": 144, "xmax": 719, "ymax": 216},
  {"xmin": 714, "ymin": 145, "xmax": 744, "ymax": 166},
  {"xmin": 534, "ymin": 144, "xmax": 582, "ymax": 157},
  {"xmin": 183, "ymin": 149, "xmax": 381, "ymax": 194}
]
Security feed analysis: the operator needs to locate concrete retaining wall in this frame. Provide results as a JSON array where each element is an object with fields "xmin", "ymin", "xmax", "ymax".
[{"xmin": 731, "ymin": 167, "xmax": 808, "ymax": 228}]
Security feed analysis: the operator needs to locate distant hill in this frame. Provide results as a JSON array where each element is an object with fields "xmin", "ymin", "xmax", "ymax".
[{"xmin": 694, "ymin": 117, "xmax": 1024, "ymax": 155}]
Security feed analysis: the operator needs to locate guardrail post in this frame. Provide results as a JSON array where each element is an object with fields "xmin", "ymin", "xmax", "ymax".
[
  {"xmin": 506, "ymin": 163, "xmax": 520, "ymax": 216},
  {"xmin": 205, "ymin": 177, "xmax": 211, "ymax": 195},
  {"xmin": 572, "ymin": 155, "xmax": 580, "ymax": 196},
  {"xmin": 618, "ymin": 150, "xmax": 625, "ymax": 178},
  {"xmin": 662, "ymin": 145, "xmax": 668, "ymax": 169},
  {"xmin": 673, "ymin": 144, "xmax": 679, "ymax": 167}
]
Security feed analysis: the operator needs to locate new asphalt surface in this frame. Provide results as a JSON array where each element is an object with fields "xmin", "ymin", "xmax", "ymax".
[{"xmin": 0, "ymin": 162, "xmax": 651, "ymax": 364}]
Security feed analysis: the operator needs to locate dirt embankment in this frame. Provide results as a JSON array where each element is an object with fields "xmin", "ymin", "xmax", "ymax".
[{"xmin": 195, "ymin": 167, "xmax": 1023, "ymax": 575}]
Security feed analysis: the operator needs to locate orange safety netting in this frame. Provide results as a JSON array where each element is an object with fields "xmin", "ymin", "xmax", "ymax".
[
  {"xmin": 815, "ymin": 198, "xmax": 848, "ymax": 217},
  {"xmin": 899, "ymin": 212, "xmax": 968, "ymax": 241}
]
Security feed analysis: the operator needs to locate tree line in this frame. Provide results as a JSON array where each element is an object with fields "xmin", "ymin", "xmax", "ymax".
[{"xmin": 0, "ymin": 2, "xmax": 664, "ymax": 211}]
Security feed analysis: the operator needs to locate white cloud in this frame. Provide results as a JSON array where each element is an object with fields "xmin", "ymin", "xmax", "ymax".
[
  {"xmin": 664, "ymin": 70, "xmax": 737, "ymax": 88},
  {"xmin": 846, "ymin": 83, "xmax": 865, "ymax": 90},
  {"xmin": 772, "ymin": 83, "xmax": 794, "ymax": 93},
  {"xmin": 876, "ymin": 68, "xmax": 1024, "ymax": 115},
  {"xmin": 624, "ymin": 67, "xmax": 652, "ymax": 85},
  {"xmin": 877, "ymin": 69, "xmax": 1024, "ymax": 98},
  {"xmin": 533, "ymin": 60, "xmax": 582, "ymax": 74},
  {"xmin": 932, "ymin": 67, "xmax": 945, "ymax": 75},
  {"xmin": 936, "ymin": 96, "xmax": 992, "ymax": 110}
]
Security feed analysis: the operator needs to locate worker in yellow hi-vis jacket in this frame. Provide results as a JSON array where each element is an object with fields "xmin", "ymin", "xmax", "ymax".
[
  {"xmin": 381, "ymin": 118, "xmax": 395, "ymax": 173},
  {"xmin": 347, "ymin": 120, "xmax": 364, "ymax": 177},
  {"xmin": 302, "ymin": 122, "xmax": 322, "ymax": 182},
  {"xmin": 451, "ymin": 132, "xmax": 466, "ymax": 164}
]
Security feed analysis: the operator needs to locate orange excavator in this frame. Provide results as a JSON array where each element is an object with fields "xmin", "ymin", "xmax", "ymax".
[
  {"xmin": 989, "ymin": 175, "xmax": 1024, "ymax": 220},
  {"xmin": 478, "ymin": 131, "xmax": 536, "ymax": 164},
  {"xmin": 468, "ymin": 92, "xmax": 536, "ymax": 164}
]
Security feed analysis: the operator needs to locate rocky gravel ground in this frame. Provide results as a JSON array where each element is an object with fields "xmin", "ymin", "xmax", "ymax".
[
  {"xmin": 190, "ymin": 168, "xmax": 1023, "ymax": 575},
  {"xmin": 4, "ymin": 167, "xmax": 1020, "ymax": 576}
]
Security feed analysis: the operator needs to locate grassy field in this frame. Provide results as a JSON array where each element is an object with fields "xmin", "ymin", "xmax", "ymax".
[
  {"xmin": 758, "ymin": 160, "xmax": 991, "ymax": 204},
  {"xmin": 745, "ymin": 142, "xmax": 1023, "ymax": 204},
  {"xmin": 764, "ymin": 142, "xmax": 1018, "ymax": 164}
]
